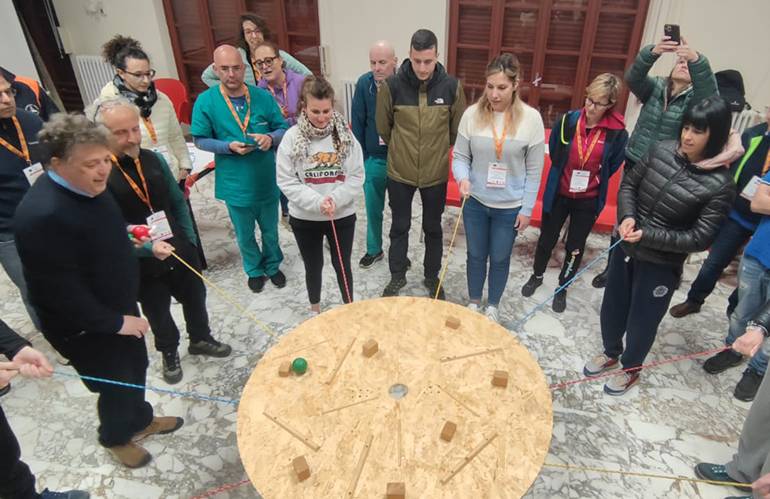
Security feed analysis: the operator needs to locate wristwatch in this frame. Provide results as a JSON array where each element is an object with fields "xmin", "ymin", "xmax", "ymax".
[{"xmin": 746, "ymin": 320, "xmax": 770, "ymax": 338}]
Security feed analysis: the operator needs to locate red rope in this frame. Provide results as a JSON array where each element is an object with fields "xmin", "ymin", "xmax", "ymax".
[
  {"xmin": 330, "ymin": 216, "xmax": 352, "ymax": 303},
  {"xmin": 189, "ymin": 479, "xmax": 251, "ymax": 499},
  {"xmin": 548, "ymin": 346, "xmax": 734, "ymax": 390}
]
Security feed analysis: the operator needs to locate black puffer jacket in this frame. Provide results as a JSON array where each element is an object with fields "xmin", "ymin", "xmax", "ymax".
[{"xmin": 618, "ymin": 141, "xmax": 736, "ymax": 266}]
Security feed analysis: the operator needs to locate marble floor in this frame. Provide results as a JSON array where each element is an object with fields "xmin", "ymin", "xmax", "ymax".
[{"xmin": 0, "ymin": 175, "xmax": 754, "ymax": 499}]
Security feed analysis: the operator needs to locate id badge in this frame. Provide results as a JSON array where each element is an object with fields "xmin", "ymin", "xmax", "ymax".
[
  {"xmin": 741, "ymin": 175, "xmax": 762, "ymax": 201},
  {"xmin": 152, "ymin": 145, "xmax": 172, "ymax": 164},
  {"xmin": 23, "ymin": 163, "xmax": 44, "ymax": 186},
  {"xmin": 487, "ymin": 162, "xmax": 508, "ymax": 188},
  {"xmin": 569, "ymin": 170, "xmax": 591, "ymax": 193},
  {"xmin": 147, "ymin": 210, "xmax": 173, "ymax": 242},
  {"xmin": 378, "ymin": 135, "xmax": 386, "ymax": 146}
]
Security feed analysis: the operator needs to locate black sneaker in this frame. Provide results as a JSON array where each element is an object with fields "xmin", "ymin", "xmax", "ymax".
[
  {"xmin": 188, "ymin": 338, "xmax": 232, "ymax": 358},
  {"xmin": 40, "ymin": 489, "xmax": 91, "ymax": 499},
  {"xmin": 694, "ymin": 463, "xmax": 751, "ymax": 492},
  {"xmin": 248, "ymin": 276, "xmax": 265, "ymax": 293},
  {"xmin": 592, "ymin": 267, "xmax": 608, "ymax": 288},
  {"xmin": 0, "ymin": 384, "xmax": 10, "ymax": 398},
  {"xmin": 382, "ymin": 276, "xmax": 407, "ymax": 297},
  {"xmin": 552, "ymin": 288, "xmax": 567, "ymax": 313},
  {"xmin": 359, "ymin": 251, "xmax": 384, "ymax": 269},
  {"xmin": 734, "ymin": 368, "xmax": 764, "ymax": 402},
  {"xmin": 521, "ymin": 274, "xmax": 543, "ymax": 297},
  {"xmin": 269, "ymin": 270, "xmax": 287, "ymax": 288},
  {"xmin": 162, "ymin": 350, "xmax": 183, "ymax": 384},
  {"xmin": 703, "ymin": 349, "xmax": 743, "ymax": 374},
  {"xmin": 424, "ymin": 277, "xmax": 446, "ymax": 300}
]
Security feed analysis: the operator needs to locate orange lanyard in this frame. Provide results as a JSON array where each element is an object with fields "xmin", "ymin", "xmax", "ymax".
[
  {"xmin": 491, "ymin": 112, "xmax": 510, "ymax": 161},
  {"xmin": 142, "ymin": 116, "xmax": 157, "ymax": 143},
  {"xmin": 267, "ymin": 81, "xmax": 288, "ymax": 118},
  {"xmin": 0, "ymin": 116, "xmax": 31, "ymax": 165},
  {"xmin": 112, "ymin": 155, "xmax": 153, "ymax": 212},
  {"xmin": 575, "ymin": 114, "xmax": 603, "ymax": 169},
  {"xmin": 249, "ymin": 55, "xmax": 262, "ymax": 82},
  {"xmin": 762, "ymin": 148, "xmax": 770, "ymax": 176},
  {"xmin": 220, "ymin": 85, "xmax": 251, "ymax": 136}
]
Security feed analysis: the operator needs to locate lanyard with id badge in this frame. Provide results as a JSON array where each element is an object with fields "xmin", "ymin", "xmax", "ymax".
[
  {"xmin": 112, "ymin": 155, "xmax": 173, "ymax": 242},
  {"xmin": 142, "ymin": 116, "xmax": 173, "ymax": 164},
  {"xmin": 0, "ymin": 116, "xmax": 44, "ymax": 185},
  {"xmin": 569, "ymin": 115, "xmax": 602, "ymax": 193},
  {"xmin": 487, "ymin": 116, "xmax": 510, "ymax": 188}
]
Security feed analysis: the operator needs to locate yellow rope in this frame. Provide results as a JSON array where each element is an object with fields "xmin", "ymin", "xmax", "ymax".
[
  {"xmin": 170, "ymin": 251, "xmax": 279, "ymax": 340},
  {"xmin": 544, "ymin": 463, "xmax": 752, "ymax": 488},
  {"xmin": 435, "ymin": 196, "xmax": 467, "ymax": 300}
]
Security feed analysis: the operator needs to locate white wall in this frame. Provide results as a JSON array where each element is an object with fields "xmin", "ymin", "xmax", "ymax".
[
  {"xmin": 317, "ymin": 0, "xmax": 449, "ymax": 91},
  {"xmin": 51, "ymin": 0, "xmax": 178, "ymax": 78},
  {"xmin": 0, "ymin": 0, "xmax": 39, "ymax": 80}
]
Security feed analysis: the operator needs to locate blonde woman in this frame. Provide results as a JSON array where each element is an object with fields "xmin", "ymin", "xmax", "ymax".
[{"xmin": 452, "ymin": 53, "xmax": 545, "ymax": 323}]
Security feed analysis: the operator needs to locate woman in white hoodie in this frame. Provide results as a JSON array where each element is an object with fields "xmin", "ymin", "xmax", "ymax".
[{"xmin": 276, "ymin": 77, "xmax": 365, "ymax": 313}]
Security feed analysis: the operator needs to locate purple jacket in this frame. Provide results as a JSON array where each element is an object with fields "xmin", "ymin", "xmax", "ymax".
[{"xmin": 258, "ymin": 69, "xmax": 306, "ymax": 127}]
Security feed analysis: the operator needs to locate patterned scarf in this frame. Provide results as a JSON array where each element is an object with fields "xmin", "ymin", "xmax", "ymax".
[
  {"xmin": 113, "ymin": 74, "xmax": 158, "ymax": 119},
  {"xmin": 291, "ymin": 110, "xmax": 353, "ymax": 163}
]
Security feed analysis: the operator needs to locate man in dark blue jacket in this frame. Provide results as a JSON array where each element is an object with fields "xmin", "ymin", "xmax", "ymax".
[
  {"xmin": 0, "ymin": 67, "xmax": 60, "ymax": 122},
  {"xmin": 351, "ymin": 40, "xmax": 397, "ymax": 269}
]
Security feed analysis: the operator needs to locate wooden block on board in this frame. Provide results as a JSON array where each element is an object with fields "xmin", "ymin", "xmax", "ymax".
[
  {"xmin": 445, "ymin": 316, "xmax": 461, "ymax": 329},
  {"xmin": 278, "ymin": 361, "xmax": 291, "ymax": 378},
  {"xmin": 363, "ymin": 339, "xmax": 379, "ymax": 357},
  {"xmin": 293, "ymin": 456, "xmax": 310, "ymax": 482},
  {"xmin": 441, "ymin": 421, "xmax": 457, "ymax": 442},
  {"xmin": 492, "ymin": 370, "xmax": 509, "ymax": 388},
  {"xmin": 387, "ymin": 482, "xmax": 405, "ymax": 498}
]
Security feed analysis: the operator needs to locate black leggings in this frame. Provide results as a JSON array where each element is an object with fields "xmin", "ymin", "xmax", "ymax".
[{"xmin": 291, "ymin": 214, "xmax": 356, "ymax": 305}]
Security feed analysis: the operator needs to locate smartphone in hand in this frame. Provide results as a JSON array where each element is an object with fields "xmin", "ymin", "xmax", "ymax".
[{"xmin": 664, "ymin": 24, "xmax": 680, "ymax": 44}]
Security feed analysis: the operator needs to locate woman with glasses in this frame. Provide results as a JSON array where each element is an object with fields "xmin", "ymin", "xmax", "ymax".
[
  {"xmin": 521, "ymin": 74, "xmax": 628, "ymax": 313},
  {"xmin": 201, "ymin": 13, "xmax": 312, "ymax": 88}
]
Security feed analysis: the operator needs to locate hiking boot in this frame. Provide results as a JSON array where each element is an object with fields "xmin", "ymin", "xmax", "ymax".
[
  {"xmin": 162, "ymin": 350, "xmax": 183, "ymax": 384},
  {"xmin": 269, "ymin": 270, "xmax": 287, "ymax": 288},
  {"xmin": 592, "ymin": 267, "xmax": 608, "ymax": 288},
  {"xmin": 248, "ymin": 276, "xmax": 265, "ymax": 293},
  {"xmin": 382, "ymin": 276, "xmax": 407, "ymax": 297},
  {"xmin": 694, "ymin": 463, "xmax": 751, "ymax": 491},
  {"xmin": 734, "ymin": 368, "xmax": 764, "ymax": 402},
  {"xmin": 604, "ymin": 371, "xmax": 640, "ymax": 396},
  {"xmin": 703, "ymin": 349, "xmax": 743, "ymax": 374},
  {"xmin": 134, "ymin": 416, "xmax": 185, "ymax": 441},
  {"xmin": 424, "ymin": 277, "xmax": 446, "ymax": 300},
  {"xmin": 584, "ymin": 353, "xmax": 620, "ymax": 376},
  {"xmin": 189, "ymin": 338, "xmax": 232, "ymax": 358},
  {"xmin": 521, "ymin": 274, "xmax": 543, "ymax": 297},
  {"xmin": 669, "ymin": 300, "xmax": 702, "ymax": 318},
  {"xmin": 359, "ymin": 251, "xmax": 384, "ymax": 269},
  {"xmin": 105, "ymin": 441, "xmax": 152, "ymax": 468},
  {"xmin": 39, "ymin": 488, "xmax": 91, "ymax": 499},
  {"xmin": 485, "ymin": 305, "xmax": 500, "ymax": 324},
  {"xmin": 467, "ymin": 302, "xmax": 481, "ymax": 313},
  {"xmin": 552, "ymin": 288, "xmax": 567, "ymax": 313}
]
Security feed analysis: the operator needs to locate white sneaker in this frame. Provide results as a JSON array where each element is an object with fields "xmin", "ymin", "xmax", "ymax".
[
  {"xmin": 467, "ymin": 303, "xmax": 481, "ymax": 313},
  {"xmin": 485, "ymin": 306, "xmax": 500, "ymax": 323}
]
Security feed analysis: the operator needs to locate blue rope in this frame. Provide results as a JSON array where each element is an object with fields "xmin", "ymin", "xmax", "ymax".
[
  {"xmin": 510, "ymin": 237, "xmax": 625, "ymax": 331},
  {"xmin": 53, "ymin": 370, "xmax": 239, "ymax": 406}
]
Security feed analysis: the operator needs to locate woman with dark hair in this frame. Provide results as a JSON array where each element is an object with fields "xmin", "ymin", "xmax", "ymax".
[
  {"xmin": 276, "ymin": 76, "xmax": 364, "ymax": 314},
  {"xmin": 201, "ymin": 13, "xmax": 312, "ymax": 88},
  {"xmin": 584, "ymin": 95, "xmax": 737, "ymax": 396}
]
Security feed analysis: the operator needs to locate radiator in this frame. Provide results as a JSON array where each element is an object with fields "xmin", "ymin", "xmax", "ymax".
[
  {"xmin": 731, "ymin": 109, "xmax": 763, "ymax": 135},
  {"xmin": 72, "ymin": 55, "xmax": 115, "ymax": 107},
  {"xmin": 341, "ymin": 78, "xmax": 357, "ymax": 123}
]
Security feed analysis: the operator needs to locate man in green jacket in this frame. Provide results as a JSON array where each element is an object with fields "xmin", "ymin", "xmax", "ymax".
[{"xmin": 376, "ymin": 29, "xmax": 466, "ymax": 299}]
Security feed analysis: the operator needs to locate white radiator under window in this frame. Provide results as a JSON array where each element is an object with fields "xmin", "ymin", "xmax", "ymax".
[
  {"xmin": 72, "ymin": 55, "xmax": 114, "ymax": 108},
  {"xmin": 341, "ymin": 78, "xmax": 357, "ymax": 123}
]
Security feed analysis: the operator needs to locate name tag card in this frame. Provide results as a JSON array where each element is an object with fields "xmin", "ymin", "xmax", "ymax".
[
  {"xmin": 487, "ymin": 162, "xmax": 508, "ymax": 189},
  {"xmin": 147, "ymin": 210, "xmax": 173, "ymax": 242}
]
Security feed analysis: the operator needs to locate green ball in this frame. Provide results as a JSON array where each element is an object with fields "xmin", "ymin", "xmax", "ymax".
[{"xmin": 292, "ymin": 358, "xmax": 308, "ymax": 374}]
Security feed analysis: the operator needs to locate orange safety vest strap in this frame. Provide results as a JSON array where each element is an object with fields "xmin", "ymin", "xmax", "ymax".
[{"xmin": 13, "ymin": 76, "xmax": 41, "ymax": 107}]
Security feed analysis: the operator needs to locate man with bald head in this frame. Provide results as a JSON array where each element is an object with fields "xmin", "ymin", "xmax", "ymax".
[
  {"xmin": 352, "ymin": 40, "xmax": 397, "ymax": 269},
  {"xmin": 191, "ymin": 45, "xmax": 289, "ymax": 292}
]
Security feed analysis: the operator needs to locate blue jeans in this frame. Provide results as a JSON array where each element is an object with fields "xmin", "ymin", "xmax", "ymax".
[
  {"xmin": 463, "ymin": 196, "xmax": 520, "ymax": 307},
  {"xmin": 687, "ymin": 216, "xmax": 754, "ymax": 305},
  {"xmin": 726, "ymin": 255, "xmax": 770, "ymax": 375},
  {"xmin": 0, "ymin": 234, "xmax": 40, "ymax": 330}
]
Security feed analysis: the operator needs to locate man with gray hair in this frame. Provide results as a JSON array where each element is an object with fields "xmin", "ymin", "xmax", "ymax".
[
  {"xmin": 88, "ymin": 96, "xmax": 231, "ymax": 385},
  {"xmin": 352, "ymin": 40, "xmax": 397, "ymax": 269}
]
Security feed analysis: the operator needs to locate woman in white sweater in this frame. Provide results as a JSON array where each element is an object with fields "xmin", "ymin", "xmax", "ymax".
[{"xmin": 276, "ymin": 77, "xmax": 365, "ymax": 313}]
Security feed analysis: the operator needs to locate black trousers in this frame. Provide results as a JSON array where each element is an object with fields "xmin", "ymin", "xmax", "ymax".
[
  {"xmin": 533, "ymin": 194, "xmax": 599, "ymax": 286},
  {"xmin": 138, "ymin": 250, "xmax": 213, "ymax": 353},
  {"xmin": 600, "ymin": 247, "xmax": 681, "ymax": 370},
  {"xmin": 0, "ymin": 404, "xmax": 37, "ymax": 499},
  {"xmin": 54, "ymin": 333, "xmax": 154, "ymax": 448},
  {"xmin": 387, "ymin": 178, "xmax": 447, "ymax": 278},
  {"xmin": 291, "ymin": 214, "xmax": 356, "ymax": 305}
]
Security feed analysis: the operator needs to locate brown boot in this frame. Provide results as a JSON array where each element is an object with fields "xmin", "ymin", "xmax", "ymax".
[
  {"xmin": 133, "ymin": 416, "xmax": 184, "ymax": 441},
  {"xmin": 669, "ymin": 300, "xmax": 701, "ymax": 318},
  {"xmin": 106, "ymin": 441, "xmax": 152, "ymax": 468}
]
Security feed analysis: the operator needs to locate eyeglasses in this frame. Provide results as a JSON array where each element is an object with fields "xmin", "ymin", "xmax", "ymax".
[
  {"xmin": 123, "ymin": 69, "xmax": 156, "ymax": 81},
  {"xmin": 585, "ymin": 96, "xmax": 611, "ymax": 109},
  {"xmin": 0, "ymin": 87, "xmax": 16, "ymax": 99},
  {"xmin": 217, "ymin": 65, "xmax": 244, "ymax": 74},
  {"xmin": 243, "ymin": 28, "xmax": 262, "ymax": 37},
  {"xmin": 254, "ymin": 56, "xmax": 278, "ymax": 68}
]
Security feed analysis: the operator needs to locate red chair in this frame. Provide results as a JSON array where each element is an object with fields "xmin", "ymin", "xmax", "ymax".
[
  {"xmin": 529, "ymin": 129, "xmax": 552, "ymax": 228},
  {"xmin": 446, "ymin": 146, "xmax": 463, "ymax": 208},
  {"xmin": 154, "ymin": 78, "xmax": 192, "ymax": 125},
  {"xmin": 593, "ymin": 165, "xmax": 623, "ymax": 232}
]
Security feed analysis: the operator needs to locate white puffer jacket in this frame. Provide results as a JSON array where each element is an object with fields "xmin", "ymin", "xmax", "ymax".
[{"xmin": 100, "ymin": 81, "xmax": 193, "ymax": 180}]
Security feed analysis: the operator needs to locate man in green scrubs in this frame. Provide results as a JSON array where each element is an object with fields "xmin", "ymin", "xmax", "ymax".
[{"xmin": 191, "ymin": 45, "xmax": 289, "ymax": 292}]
